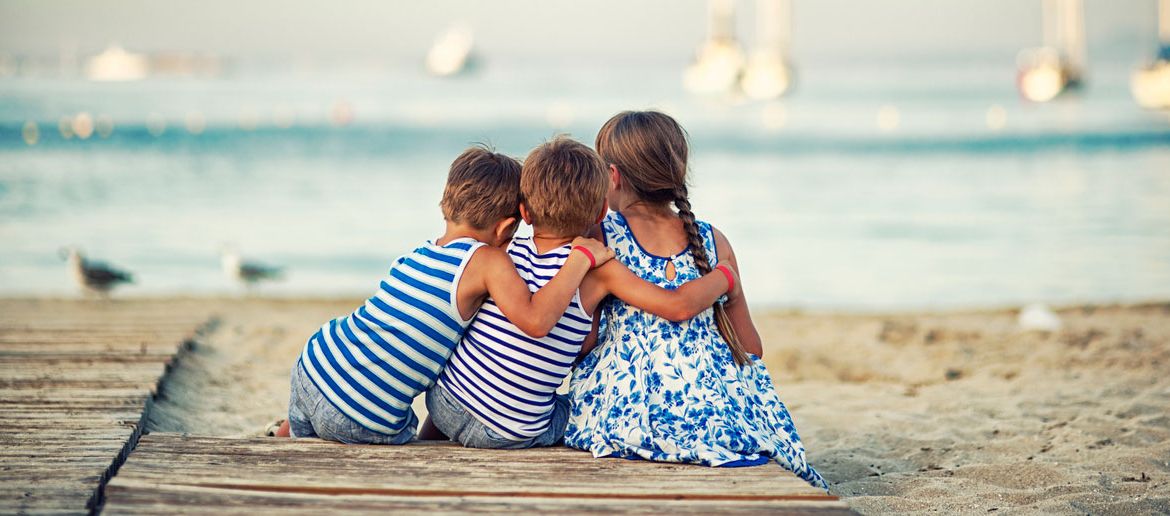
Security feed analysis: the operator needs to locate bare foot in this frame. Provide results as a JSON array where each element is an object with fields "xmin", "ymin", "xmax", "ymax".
[{"xmin": 271, "ymin": 416, "xmax": 292, "ymax": 435}]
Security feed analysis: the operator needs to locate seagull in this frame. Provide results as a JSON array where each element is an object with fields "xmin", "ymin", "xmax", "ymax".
[
  {"xmin": 59, "ymin": 247, "xmax": 133, "ymax": 296},
  {"xmin": 221, "ymin": 247, "xmax": 284, "ymax": 290}
]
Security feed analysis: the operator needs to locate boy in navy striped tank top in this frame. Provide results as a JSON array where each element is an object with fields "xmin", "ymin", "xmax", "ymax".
[
  {"xmin": 275, "ymin": 145, "xmax": 613, "ymax": 444},
  {"xmin": 424, "ymin": 137, "xmax": 738, "ymax": 448}
]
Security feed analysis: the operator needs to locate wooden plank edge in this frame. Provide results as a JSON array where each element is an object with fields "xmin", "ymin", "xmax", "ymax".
[
  {"xmin": 86, "ymin": 315, "xmax": 219, "ymax": 516},
  {"xmin": 162, "ymin": 482, "xmax": 839, "ymax": 503}
]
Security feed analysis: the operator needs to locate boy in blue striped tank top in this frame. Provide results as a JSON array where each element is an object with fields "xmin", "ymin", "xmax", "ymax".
[
  {"xmin": 424, "ymin": 137, "xmax": 738, "ymax": 448},
  {"xmin": 276, "ymin": 145, "xmax": 614, "ymax": 444}
]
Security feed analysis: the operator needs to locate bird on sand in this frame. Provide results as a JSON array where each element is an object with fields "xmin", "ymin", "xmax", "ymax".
[
  {"xmin": 59, "ymin": 247, "xmax": 133, "ymax": 296},
  {"xmin": 221, "ymin": 247, "xmax": 284, "ymax": 290}
]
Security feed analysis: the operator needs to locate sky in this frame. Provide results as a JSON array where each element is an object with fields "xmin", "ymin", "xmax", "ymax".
[{"xmin": 0, "ymin": 0, "xmax": 1160, "ymax": 66}]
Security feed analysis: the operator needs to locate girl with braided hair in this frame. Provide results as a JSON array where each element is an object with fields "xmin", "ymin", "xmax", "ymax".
[{"xmin": 565, "ymin": 110, "xmax": 826, "ymax": 490}]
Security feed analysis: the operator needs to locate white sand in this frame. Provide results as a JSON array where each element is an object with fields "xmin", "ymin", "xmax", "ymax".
[{"xmin": 147, "ymin": 299, "xmax": 1170, "ymax": 514}]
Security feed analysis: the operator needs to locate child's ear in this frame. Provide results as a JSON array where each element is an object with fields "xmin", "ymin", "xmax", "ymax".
[
  {"xmin": 494, "ymin": 216, "xmax": 519, "ymax": 243},
  {"xmin": 518, "ymin": 203, "xmax": 533, "ymax": 225},
  {"xmin": 609, "ymin": 164, "xmax": 621, "ymax": 189},
  {"xmin": 595, "ymin": 199, "xmax": 608, "ymax": 224}
]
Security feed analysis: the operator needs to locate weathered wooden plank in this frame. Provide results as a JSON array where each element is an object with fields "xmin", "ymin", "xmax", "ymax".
[
  {"xmin": 0, "ymin": 390, "xmax": 152, "ymax": 402},
  {"xmin": 0, "ymin": 486, "xmax": 95, "ymax": 516},
  {"xmin": 121, "ymin": 435, "xmax": 820, "ymax": 493},
  {"xmin": 0, "ymin": 365, "xmax": 169, "ymax": 383},
  {"xmin": 0, "ymin": 301, "xmax": 212, "ymax": 515},
  {"xmin": 0, "ymin": 354, "xmax": 177, "ymax": 364},
  {"xmin": 104, "ymin": 434, "xmax": 849, "ymax": 514},
  {"xmin": 0, "ymin": 429, "xmax": 135, "ymax": 444},
  {"xmin": 0, "ymin": 380, "xmax": 162, "ymax": 391},
  {"xmin": 0, "ymin": 348, "xmax": 178, "ymax": 358},
  {"xmin": 0, "ymin": 365, "xmax": 169, "ymax": 381},
  {"xmin": 0, "ymin": 404, "xmax": 146, "ymax": 415},
  {"xmin": 0, "ymin": 330, "xmax": 196, "ymax": 338},
  {"xmin": 104, "ymin": 479, "xmax": 849, "ymax": 515}
]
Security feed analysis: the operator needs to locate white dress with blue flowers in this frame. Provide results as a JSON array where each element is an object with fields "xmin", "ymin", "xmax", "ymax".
[{"xmin": 565, "ymin": 212, "xmax": 828, "ymax": 490}]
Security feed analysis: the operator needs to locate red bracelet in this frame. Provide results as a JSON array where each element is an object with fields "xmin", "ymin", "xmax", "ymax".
[
  {"xmin": 571, "ymin": 246, "xmax": 596, "ymax": 268},
  {"xmin": 715, "ymin": 264, "xmax": 734, "ymax": 293}
]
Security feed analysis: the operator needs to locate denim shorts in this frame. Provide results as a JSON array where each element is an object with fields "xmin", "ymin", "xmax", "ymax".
[
  {"xmin": 425, "ymin": 382, "xmax": 569, "ymax": 449},
  {"xmin": 287, "ymin": 361, "xmax": 416, "ymax": 445}
]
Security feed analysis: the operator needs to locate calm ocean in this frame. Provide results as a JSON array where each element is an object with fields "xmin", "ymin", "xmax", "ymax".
[{"xmin": 2, "ymin": 59, "xmax": 1168, "ymax": 309}]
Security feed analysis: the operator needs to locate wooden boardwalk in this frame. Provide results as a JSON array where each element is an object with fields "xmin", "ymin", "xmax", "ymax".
[
  {"xmin": 0, "ymin": 300, "xmax": 212, "ymax": 515},
  {"xmin": 105, "ymin": 434, "xmax": 848, "ymax": 514},
  {"xmin": 1, "ymin": 299, "xmax": 851, "ymax": 514}
]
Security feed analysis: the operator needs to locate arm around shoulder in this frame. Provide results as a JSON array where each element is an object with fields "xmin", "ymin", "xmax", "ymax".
[
  {"xmin": 480, "ymin": 245, "xmax": 594, "ymax": 338},
  {"xmin": 591, "ymin": 260, "xmax": 732, "ymax": 323}
]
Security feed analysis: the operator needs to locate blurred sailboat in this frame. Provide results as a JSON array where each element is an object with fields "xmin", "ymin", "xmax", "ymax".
[
  {"xmin": 739, "ymin": 0, "xmax": 794, "ymax": 100},
  {"xmin": 59, "ymin": 247, "xmax": 133, "ymax": 296},
  {"xmin": 221, "ymin": 247, "xmax": 284, "ymax": 291},
  {"xmin": 426, "ymin": 24, "xmax": 478, "ymax": 77},
  {"xmin": 684, "ymin": 0, "xmax": 745, "ymax": 95},
  {"xmin": 1018, "ymin": 303, "xmax": 1063, "ymax": 332},
  {"xmin": 85, "ymin": 44, "xmax": 148, "ymax": 82},
  {"xmin": 1017, "ymin": 0, "xmax": 1086, "ymax": 102},
  {"xmin": 1132, "ymin": 0, "xmax": 1170, "ymax": 110}
]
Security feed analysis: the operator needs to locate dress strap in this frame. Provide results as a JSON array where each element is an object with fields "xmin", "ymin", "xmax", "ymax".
[
  {"xmin": 600, "ymin": 214, "xmax": 623, "ymax": 250},
  {"xmin": 602, "ymin": 211, "xmax": 643, "ymax": 258},
  {"xmin": 697, "ymin": 220, "xmax": 719, "ymax": 266}
]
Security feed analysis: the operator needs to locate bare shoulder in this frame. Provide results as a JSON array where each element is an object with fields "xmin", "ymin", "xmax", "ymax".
[{"xmin": 463, "ymin": 244, "xmax": 507, "ymax": 276}]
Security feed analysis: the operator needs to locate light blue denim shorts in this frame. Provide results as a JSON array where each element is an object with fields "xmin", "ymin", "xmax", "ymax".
[
  {"xmin": 287, "ymin": 361, "xmax": 416, "ymax": 445},
  {"xmin": 425, "ymin": 382, "xmax": 569, "ymax": 449}
]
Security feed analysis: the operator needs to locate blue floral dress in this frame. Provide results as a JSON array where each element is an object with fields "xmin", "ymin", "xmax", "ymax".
[{"xmin": 565, "ymin": 212, "xmax": 827, "ymax": 491}]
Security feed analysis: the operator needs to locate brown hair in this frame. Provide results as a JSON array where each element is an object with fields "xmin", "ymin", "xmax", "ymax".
[
  {"xmin": 596, "ymin": 110, "xmax": 750, "ymax": 366},
  {"xmin": 521, "ymin": 136, "xmax": 608, "ymax": 237},
  {"xmin": 440, "ymin": 144, "xmax": 522, "ymax": 230}
]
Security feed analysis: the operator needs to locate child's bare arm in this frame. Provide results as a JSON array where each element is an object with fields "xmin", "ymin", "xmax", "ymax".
[
  {"xmin": 713, "ymin": 228, "xmax": 764, "ymax": 357},
  {"xmin": 581, "ymin": 260, "xmax": 735, "ymax": 322},
  {"xmin": 576, "ymin": 312, "xmax": 601, "ymax": 364},
  {"xmin": 470, "ymin": 238, "xmax": 612, "ymax": 338}
]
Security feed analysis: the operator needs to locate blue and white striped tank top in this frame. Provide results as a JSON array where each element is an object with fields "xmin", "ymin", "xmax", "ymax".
[
  {"xmin": 437, "ymin": 236, "xmax": 592, "ymax": 440},
  {"xmin": 299, "ymin": 237, "xmax": 485, "ymax": 435}
]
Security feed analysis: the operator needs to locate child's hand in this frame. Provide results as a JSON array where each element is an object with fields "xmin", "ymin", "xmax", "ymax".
[{"xmin": 571, "ymin": 237, "xmax": 614, "ymax": 269}]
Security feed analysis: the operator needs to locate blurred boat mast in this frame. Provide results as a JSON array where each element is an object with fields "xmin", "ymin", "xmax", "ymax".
[
  {"xmin": 1017, "ymin": 0, "xmax": 1086, "ymax": 103},
  {"xmin": 740, "ymin": 0, "xmax": 795, "ymax": 100},
  {"xmin": 1131, "ymin": 0, "xmax": 1170, "ymax": 110},
  {"xmin": 684, "ymin": 0, "xmax": 746, "ymax": 95}
]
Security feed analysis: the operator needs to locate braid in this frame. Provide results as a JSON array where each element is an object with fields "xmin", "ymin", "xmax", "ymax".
[
  {"xmin": 674, "ymin": 193, "xmax": 711, "ymax": 273},
  {"xmin": 674, "ymin": 190, "xmax": 750, "ymax": 366}
]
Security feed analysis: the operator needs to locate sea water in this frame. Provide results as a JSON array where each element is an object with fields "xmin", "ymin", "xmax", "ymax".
[{"xmin": 1, "ymin": 60, "xmax": 1168, "ymax": 309}]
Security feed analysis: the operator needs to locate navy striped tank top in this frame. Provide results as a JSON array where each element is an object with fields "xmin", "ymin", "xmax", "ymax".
[
  {"xmin": 299, "ymin": 237, "xmax": 485, "ymax": 435},
  {"xmin": 437, "ymin": 236, "xmax": 592, "ymax": 440}
]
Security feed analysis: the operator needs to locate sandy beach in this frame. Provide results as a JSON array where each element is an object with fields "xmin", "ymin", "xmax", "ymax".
[{"xmin": 144, "ymin": 298, "xmax": 1170, "ymax": 514}]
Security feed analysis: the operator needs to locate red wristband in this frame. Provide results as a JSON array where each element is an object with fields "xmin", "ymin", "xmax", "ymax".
[
  {"xmin": 715, "ymin": 264, "xmax": 734, "ymax": 293},
  {"xmin": 572, "ymin": 246, "xmax": 596, "ymax": 268}
]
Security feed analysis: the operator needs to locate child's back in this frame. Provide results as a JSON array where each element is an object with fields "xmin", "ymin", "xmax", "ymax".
[
  {"xmin": 299, "ymin": 237, "xmax": 483, "ymax": 437},
  {"xmin": 283, "ymin": 145, "xmax": 610, "ymax": 445},
  {"xmin": 564, "ymin": 110, "xmax": 828, "ymax": 491},
  {"xmin": 423, "ymin": 137, "xmax": 735, "ymax": 449},
  {"xmin": 434, "ymin": 236, "xmax": 589, "ymax": 443}
]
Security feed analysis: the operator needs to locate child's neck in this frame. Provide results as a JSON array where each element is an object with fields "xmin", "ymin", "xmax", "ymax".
[
  {"xmin": 619, "ymin": 199, "xmax": 675, "ymax": 220},
  {"xmin": 435, "ymin": 221, "xmax": 495, "ymax": 247},
  {"xmin": 530, "ymin": 227, "xmax": 576, "ymax": 254}
]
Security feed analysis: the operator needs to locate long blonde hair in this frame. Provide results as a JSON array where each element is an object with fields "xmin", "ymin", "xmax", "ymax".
[{"xmin": 596, "ymin": 110, "xmax": 750, "ymax": 366}]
